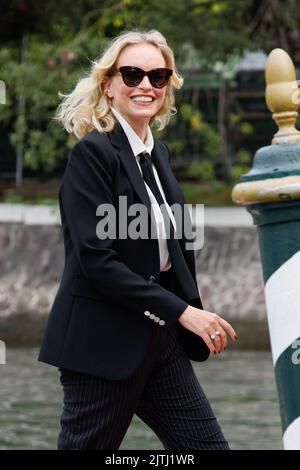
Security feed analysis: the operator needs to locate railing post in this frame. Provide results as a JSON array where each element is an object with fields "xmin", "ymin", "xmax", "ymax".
[{"xmin": 232, "ymin": 48, "xmax": 300, "ymax": 450}]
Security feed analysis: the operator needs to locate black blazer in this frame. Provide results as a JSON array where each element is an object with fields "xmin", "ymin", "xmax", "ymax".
[{"xmin": 38, "ymin": 123, "xmax": 209, "ymax": 379}]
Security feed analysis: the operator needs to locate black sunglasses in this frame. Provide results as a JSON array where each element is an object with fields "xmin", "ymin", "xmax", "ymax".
[{"xmin": 111, "ymin": 66, "xmax": 173, "ymax": 89}]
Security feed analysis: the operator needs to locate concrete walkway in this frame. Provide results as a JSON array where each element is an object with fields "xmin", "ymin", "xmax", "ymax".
[{"xmin": 0, "ymin": 203, "xmax": 252, "ymax": 226}]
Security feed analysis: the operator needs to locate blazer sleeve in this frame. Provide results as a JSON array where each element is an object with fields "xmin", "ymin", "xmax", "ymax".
[{"xmin": 60, "ymin": 137, "xmax": 189, "ymax": 329}]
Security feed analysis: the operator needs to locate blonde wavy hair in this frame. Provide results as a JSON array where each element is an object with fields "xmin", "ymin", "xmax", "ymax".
[{"xmin": 54, "ymin": 29, "xmax": 184, "ymax": 138}]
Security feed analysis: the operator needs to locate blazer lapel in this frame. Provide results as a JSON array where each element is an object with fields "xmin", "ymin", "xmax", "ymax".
[
  {"xmin": 107, "ymin": 123, "xmax": 191, "ymax": 245},
  {"xmin": 151, "ymin": 142, "xmax": 185, "ymax": 209},
  {"xmin": 107, "ymin": 124, "xmax": 199, "ymax": 298},
  {"xmin": 151, "ymin": 141, "xmax": 198, "ymax": 284},
  {"xmin": 108, "ymin": 124, "xmax": 153, "ymax": 217},
  {"xmin": 108, "ymin": 123, "xmax": 183, "ymax": 207}
]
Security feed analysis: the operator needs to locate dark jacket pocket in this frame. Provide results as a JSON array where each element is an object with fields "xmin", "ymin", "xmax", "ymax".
[{"xmin": 71, "ymin": 277, "xmax": 105, "ymax": 301}]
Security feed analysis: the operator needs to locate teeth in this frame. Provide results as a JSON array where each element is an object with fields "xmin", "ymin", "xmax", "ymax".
[{"xmin": 132, "ymin": 96, "xmax": 153, "ymax": 102}]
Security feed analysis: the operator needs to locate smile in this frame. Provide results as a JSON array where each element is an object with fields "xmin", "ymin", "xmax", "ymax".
[{"xmin": 131, "ymin": 96, "xmax": 154, "ymax": 103}]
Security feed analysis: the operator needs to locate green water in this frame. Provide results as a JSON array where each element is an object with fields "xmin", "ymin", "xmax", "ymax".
[{"xmin": 0, "ymin": 348, "xmax": 282, "ymax": 450}]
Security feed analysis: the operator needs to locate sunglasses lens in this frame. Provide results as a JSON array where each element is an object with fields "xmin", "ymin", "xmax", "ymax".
[
  {"xmin": 119, "ymin": 67, "xmax": 172, "ymax": 88},
  {"xmin": 122, "ymin": 68, "xmax": 143, "ymax": 87},
  {"xmin": 150, "ymin": 69, "xmax": 171, "ymax": 88}
]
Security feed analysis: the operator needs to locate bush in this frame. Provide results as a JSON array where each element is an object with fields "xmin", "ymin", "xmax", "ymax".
[
  {"xmin": 186, "ymin": 160, "xmax": 215, "ymax": 182},
  {"xmin": 232, "ymin": 164, "xmax": 251, "ymax": 182}
]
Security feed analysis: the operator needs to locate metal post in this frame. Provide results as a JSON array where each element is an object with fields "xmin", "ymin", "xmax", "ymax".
[{"xmin": 232, "ymin": 48, "xmax": 300, "ymax": 450}]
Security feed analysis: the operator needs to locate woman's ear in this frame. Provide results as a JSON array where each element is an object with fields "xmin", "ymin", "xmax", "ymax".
[{"xmin": 102, "ymin": 78, "xmax": 112, "ymax": 97}]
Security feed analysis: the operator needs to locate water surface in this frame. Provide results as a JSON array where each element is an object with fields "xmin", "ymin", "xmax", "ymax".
[{"xmin": 0, "ymin": 348, "xmax": 282, "ymax": 450}]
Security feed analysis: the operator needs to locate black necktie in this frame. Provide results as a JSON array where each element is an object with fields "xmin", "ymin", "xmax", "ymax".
[{"xmin": 138, "ymin": 152, "xmax": 198, "ymax": 300}]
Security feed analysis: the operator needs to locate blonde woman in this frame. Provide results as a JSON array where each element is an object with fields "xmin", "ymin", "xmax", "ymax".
[{"xmin": 38, "ymin": 29, "xmax": 236, "ymax": 450}]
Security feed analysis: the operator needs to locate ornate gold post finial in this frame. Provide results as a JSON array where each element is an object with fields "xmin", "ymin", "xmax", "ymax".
[{"xmin": 265, "ymin": 48, "xmax": 300, "ymax": 144}]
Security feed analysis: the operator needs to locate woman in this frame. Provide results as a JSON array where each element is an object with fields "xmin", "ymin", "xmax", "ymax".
[{"xmin": 38, "ymin": 29, "xmax": 237, "ymax": 450}]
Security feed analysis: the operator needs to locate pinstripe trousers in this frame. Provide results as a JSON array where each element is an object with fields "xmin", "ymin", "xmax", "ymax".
[{"xmin": 57, "ymin": 317, "xmax": 230, "ymax": 450}]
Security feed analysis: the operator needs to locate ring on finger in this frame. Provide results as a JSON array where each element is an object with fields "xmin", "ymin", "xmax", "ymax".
[{"xmin": 210, "ymin": 332, "xmax": 221, "ymax": 340}]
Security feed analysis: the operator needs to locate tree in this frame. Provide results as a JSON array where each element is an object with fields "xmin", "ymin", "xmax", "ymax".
[{"xmin": 1, "ymin": 0, "xmax": 299, "ymax": 179}]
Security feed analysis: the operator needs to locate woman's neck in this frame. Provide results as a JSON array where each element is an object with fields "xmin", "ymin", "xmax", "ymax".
[
  {"xmin": 128, "ymin": 120, "xmax": 148, "ymax": 143},
  {"xmin": 111, "ymin": 105, "xmax": 149, "ymax": 142}
]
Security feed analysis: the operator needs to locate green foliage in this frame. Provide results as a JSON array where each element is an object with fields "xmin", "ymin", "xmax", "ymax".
[
  {"xmin": 240, "ymin": 122, "xmax": 254, "ymax": 136},
  {"xmin": 168, "ymin": 140, "xmax": 186, "ymax": 156},
  {"xmin": 230, "ymin": 148, "xmax": 251, "ymax": 182},
  {"xmin": 22, "ymin": 124, "xmax": 66, "ymax": 173},
  {"xmin": 0, "ymin": 28, "xmax": 109, "ymax": 174},
  {"xmin": 114, "ymin": 0, "xmax": 255, "ymax": 64},
  {"xmin": 186, "ymin": 160, "xmax": 215, "ymax": 182},
  {"xmin": 201, "ymin": 123, "xmax": 222, "ymax": 158},
  {"xmin": 180, "ymin": 181, "xmax": 235, "ymax": 206},
  {"xmin": 232, "ymin": 164, "xmax": 251, "ymax": 182},
  {"xmin": 0, "ymin": 0, "xmax": 281, "ymax": 179},
  {"xmin": 229, "ymin": 113, "xmax": 254, "ymax": 139},
  {"xmin": 237, "ymin": 148, "xmax": 251, "ymax": 165},
  {"xmin": 179, "ymin": 103, "xmax": 221, "ymax": 159}
]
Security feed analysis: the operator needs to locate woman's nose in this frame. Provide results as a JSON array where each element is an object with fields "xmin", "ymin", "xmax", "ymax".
[{"xmin": 138, "ymin": 75, "xmax": 152, "ymax": 89}]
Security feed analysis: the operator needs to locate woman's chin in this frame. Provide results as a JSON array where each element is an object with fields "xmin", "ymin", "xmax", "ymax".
[{"xmin": 131, "ymin": 106, "xmax": 157, "ymax": 117}]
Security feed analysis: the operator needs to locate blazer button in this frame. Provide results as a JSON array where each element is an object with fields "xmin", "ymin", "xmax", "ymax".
[
  {"xmin": 144, "ymin": 310, "xmax": 150, "ymax": 316},
  {"xmin": 158, "ymin": 319, "xmax": 165, "ymax": 326},
  {"xmin": 148, "ymin": 275, "xmax": 156, "ymax": 283}
]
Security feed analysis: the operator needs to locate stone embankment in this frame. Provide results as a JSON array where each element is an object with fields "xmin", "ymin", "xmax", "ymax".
[{"xmin": 0, "ymin": 204, "xmax": 269, "ymax": 349}]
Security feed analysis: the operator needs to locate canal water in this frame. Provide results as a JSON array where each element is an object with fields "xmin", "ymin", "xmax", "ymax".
[{"xmin": 0, "ymin": 348, "xmax": 282, "ymax": 450}]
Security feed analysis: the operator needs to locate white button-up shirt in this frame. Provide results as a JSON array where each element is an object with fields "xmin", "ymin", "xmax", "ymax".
[{"xmin": 111, "ymin": 106, "xmax": 177, "ymax": 272}]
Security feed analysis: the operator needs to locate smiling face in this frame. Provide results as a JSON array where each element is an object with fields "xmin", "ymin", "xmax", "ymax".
[{"xmin": 104, "ymin": 42, "xmax": 168, "ymax": 136}]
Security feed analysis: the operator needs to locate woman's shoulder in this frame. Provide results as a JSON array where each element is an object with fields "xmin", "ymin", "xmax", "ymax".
[
  {"xmin": 72, "ymin": 128, "xmax": 117, "ymax": 158},
  {"xmin": 68, "ymin": 128, "xmax": 117, "ymax": 173},
  {"xmin": 154, "ymin": 139, "xmax": 171, "ymax": 163},
  {"xmin": 74, "ymin": 128, "xmax": 111, "ymax": 152}
]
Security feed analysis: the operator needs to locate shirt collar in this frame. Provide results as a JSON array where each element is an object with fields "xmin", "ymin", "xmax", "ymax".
[{"xmin": 111, "ymin": 106, "xmax": 154, "ymax": 157}]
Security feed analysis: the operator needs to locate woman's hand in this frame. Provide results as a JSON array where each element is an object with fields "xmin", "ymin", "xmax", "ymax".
[{"xmin": 178, "ymin": 305, "xmax": 237, "ymax": 354}]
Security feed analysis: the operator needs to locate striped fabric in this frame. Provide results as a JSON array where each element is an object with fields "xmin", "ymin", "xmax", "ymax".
[
  {"xmin": 57, "ymin": 325, "xmax": 229, "ymax": 450},
  {"xmin": 264, "ymin": 250, "xmax": 300, "ymax": 449}
]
